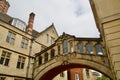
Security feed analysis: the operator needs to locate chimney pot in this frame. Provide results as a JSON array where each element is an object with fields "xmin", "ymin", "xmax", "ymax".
[{"xmin": 27, "ymin": 12, "xmax": 35, "ymax": 35}]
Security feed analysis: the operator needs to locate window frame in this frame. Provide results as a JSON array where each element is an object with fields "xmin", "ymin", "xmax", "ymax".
[
  {"xmin": 6, "ymin": 31, "xmax": 16, "ymax": 45},
  {"xmin": 16, "ymin": 56, "xmax": 25, "ymax": 69},
  {"xmin": 51, "ymin": 49, "xmax": 55, "ymax": 59},
  {"xmin": 95, "ymin": 44, "xmax": 103, "ymax": 55},
  {"xmin": 21, "ymin": 37, "xmax": 28, "ymax": 49},
  {"xmin": 62, "ymin": 39, "xmax": 68, "ymax": 54},
  {"xmin": 78, "ymin": 43, "xmax": 83, "ymax": 53},
  {"xmin": 0, "ymin": 51, "xmax": 11, "ymax": 66},
  {"xmin": 86, "ymin": 43, "xmax": 93, "ymax": 54}
]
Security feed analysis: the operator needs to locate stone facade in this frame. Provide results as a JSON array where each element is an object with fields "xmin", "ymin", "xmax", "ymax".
[
  {"xmin": 90, "ymin": 0, "xmax": 120, "ymax": 80},
  {"xmin": 0, "ymin": 9, "xmax": 59, "ymax": 80}
]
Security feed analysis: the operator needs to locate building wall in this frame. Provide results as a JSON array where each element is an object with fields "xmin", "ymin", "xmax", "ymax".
[
  {"xmin": 0, "ymin": 14, "xmax": 63, "ymax": 80},
  {"xmin": 68, "ymin": 68, "xmax": 83, "ymax": 80},
  {"xmin": 0, "ymin": 21, "xmax": 33, "ymax": 79},
  {"xmin": 90, "ymin": 0, "xmax": 120, "ymax": 80}
]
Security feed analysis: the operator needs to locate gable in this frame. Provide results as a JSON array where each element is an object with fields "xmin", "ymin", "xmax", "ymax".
[{"xmin": 35, "ymin": 24, "xmax": 58, "ymax": 47}]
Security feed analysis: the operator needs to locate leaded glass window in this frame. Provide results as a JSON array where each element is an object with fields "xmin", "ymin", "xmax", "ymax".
[
  {"xmin": 96, "ymin": 44, "xmax": 103, "ymax": 55},
  {"xmin": 78, "ymin": 43, "xmax": 83, "ymax": 53},
  {"xmin": 86, "ymin": 43, "xmax": 93, "ymax": 54},
  {"xmin": 63, "ymin": 39, "xmax": 68, "ymax": 53},
  {"xmin": 6, "ymin": 31, "xmax": 15, "ymax": 45}
]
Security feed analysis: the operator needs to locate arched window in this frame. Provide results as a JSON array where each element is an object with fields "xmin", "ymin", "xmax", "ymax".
[
  {"xmin": 63, "ymin": 39, "xmax": 68, "ymax": 53},
  {"xmin": 96, "ymin": 44, "xmax": 103, "ymax": 55},
  {"xmin": 78, "ymin": 43, "xmax": 83, "ymax": 53},
  {"xmin": 51, "ymin": 49, "xmax": 55, "ymax": 59},
  {"xmin": 44, "ymin": 53, "xmax": 48, "ymax": 63},
  {"xmin": 38, "ymin": 56, "xmax": 42, "ymax": 65},
  {"xmin": 70, "ymin": 42, "xmax": 74, "ymax": 53},
  {"xmin": 58, "ymin": 46, "xmax": 60, "ymax": 55},
  {"xmin": 86, "ymin": 43, "xmax": 93, "ymax": 54}
]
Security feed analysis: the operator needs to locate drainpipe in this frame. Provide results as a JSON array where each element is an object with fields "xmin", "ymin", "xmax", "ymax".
[{"xmin": 26, "ymin": 38, "xmax": 34, "ymax": 80}]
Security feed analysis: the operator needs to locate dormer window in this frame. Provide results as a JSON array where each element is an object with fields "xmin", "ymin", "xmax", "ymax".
[{"xmin": 11, "ymin": 18, "xmax": 27, "ymax": 31}]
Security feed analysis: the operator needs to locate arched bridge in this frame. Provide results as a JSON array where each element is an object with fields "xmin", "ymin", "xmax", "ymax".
[{"xmin": 33, "ymin": 33, "xmax": 113, "ymax": 80}]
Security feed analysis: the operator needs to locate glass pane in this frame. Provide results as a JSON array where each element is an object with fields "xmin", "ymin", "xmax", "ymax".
[
  {"xmin": 39, "ymin": 56, "xmax": 42, "ymax": 65},
  {"xmin": 96, "ymin": 44, "xmax": 103, "ymax": 55},
  {"xmin": 63, "ymin": 40, "xmax": 68, "ymax": 53},
  {"xmin": 1, "ymin": 51, "xmax": 6, "ymax": 57},
  {"xmin": 21, "ymin": 63, "xmax": 24, "ymax": 69},
  {"xmin": 75, "ymin": 73, "xmax": 79, "ymax": 80},
  {"xmin": 86, "ymin": 44, "xmax": 93, "ymax": 54},
  {"xmin": 51, "ymin": 49, "xmax": 54, "ymax": 58},
  {"xmin": 0, "ymin": 58, "xmax": 4, "ymax": 64},
  {"xmin": 17, "ymin": 62, "xmax": 20, "ymax": 68},
  {"xmin": 22, "ymin": 58, "xmax": 25, "ymax": 62},
  {"xmin": 4, "ymin": 59, "xmax": 9, "ymax": 66},
  {"xmin": 6, "ymin": 36, "xmax": 10, "ymax": 43},
  {"xmin": 78, "ymin": 44, "xmax": 83, "ymax": 53},
  {"xmin": 6, "ymin": 53, "xmax": 11, "ymax": 58},
  {"xmin": 18, "ymin": 57, "xmax": 21, "ymax": 62}
]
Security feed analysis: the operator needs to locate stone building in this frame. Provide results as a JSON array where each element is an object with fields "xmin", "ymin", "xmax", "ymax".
[
  {"xmin": 90, "ymin": 0, "xmax": 120, "ymax": 80},
  {"xmin": 0, "ymin": 0, "xmax": 120, "ymax": 80},
  {"xmin": 0, "ymin": 0, "xmax": 61, "ymax": 80}
]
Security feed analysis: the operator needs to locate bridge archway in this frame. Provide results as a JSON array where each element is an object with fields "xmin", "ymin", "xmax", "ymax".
[
  {"xmin": 33, "ymin": 33, "xmax": 113, "ymax": 80},
  {"xmin": 34, "ymin": 53, "xmax": 112, "ymax": 80}
]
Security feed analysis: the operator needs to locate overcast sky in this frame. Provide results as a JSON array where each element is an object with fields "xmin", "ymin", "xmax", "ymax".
[{"xmin": 7, "ymin": 0, "xmax": 100, "ymax": 37}]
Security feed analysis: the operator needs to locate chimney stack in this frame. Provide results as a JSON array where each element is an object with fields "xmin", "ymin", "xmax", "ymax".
[
  {"xmin": 27, "ymin": 12, "xmax": 35, "ymax": 35},
  {"xmin": 0, "ymin": 0, "xmax": 10, "ymax": 14}
]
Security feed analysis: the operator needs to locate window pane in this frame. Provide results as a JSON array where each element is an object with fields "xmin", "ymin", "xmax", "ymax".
[
  {"xmin": 75, "ymin": 73, "xmax": 79, "ymax": 80},
  {"xmin": 63, "ymin": 40, "xmax": 68, "ymax": 53},
  {"xmin": 17, "ymin": 62, "xmax": 20, "ymax": 68},
  {"xmin": 86, "ymin": 43, "xmax": 93, "ymax": 54},
  {"xmin": 6, "ymin": 36, "xmax": 10, "ymax": 43},
  {"xmin": 39, "ymin": 56, "xmax": 42, "ymax": 65},
  {"xmin": 51, "ymin": 49, "xmax": 55, "ymax": 59},
  {"xmin": 6, "ymin": 32, "xmax": 15, "ymax": 44},
  {"xmin": 1, "ymin": 52, "xmax": 6, "ymax": 57},
  {"xmin": 6, "ymin": 53, "xmax": 11, "ymax": 58},
  {"xmin": 21, "ymin": 63, "xmax": 24, "ymax": 69},
  {"xmin": 4, "ymin": 59, "xmax": 9, "ymax": 66},
  {"xmin": 0, "ymin": 58, "xmax": 4, "ymax": 64},
  {"xmin": 96, "ymin": 44, "xmax": 103, "ymax": 55},
  {"xmin": 78, "ymin": 43, "xmax": 83, "ymax": 53},
  {"xmin": 44, "ymin": 53, "xmax": 48, "ymax": 63}
]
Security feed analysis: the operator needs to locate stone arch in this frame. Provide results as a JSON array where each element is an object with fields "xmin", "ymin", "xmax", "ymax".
[{"xmin": 34, "ymin": 54, "xmax": 113, "ymax": 80}]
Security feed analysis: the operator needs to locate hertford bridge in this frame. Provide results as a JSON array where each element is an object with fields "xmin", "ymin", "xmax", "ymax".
[{"xmin": 33, "ymin": 33, "xmax": 113, "ymax": 80}]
